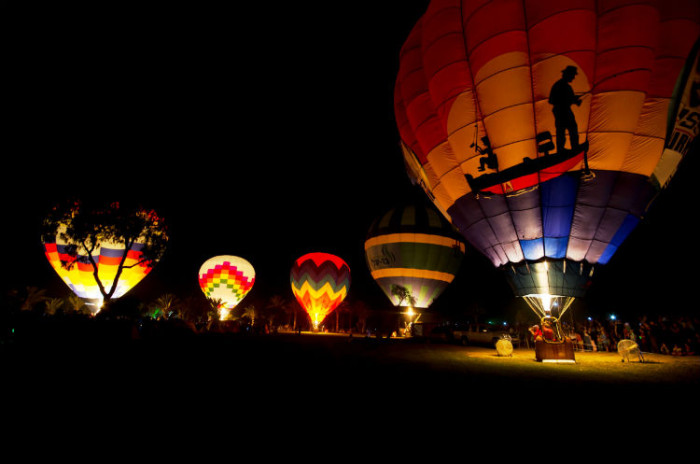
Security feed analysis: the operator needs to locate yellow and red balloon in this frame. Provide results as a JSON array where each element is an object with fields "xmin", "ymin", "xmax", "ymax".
[
  {"xmin": 42, "ymin": 207, "xmax": 165, "ymax": 311},
  {"xmin": 44, "ymin": 232, "xmax": 156, "ymax": 310},
  {"xmin": 290, "ymin": 252, "xmax": 351, "ymax": 330}
]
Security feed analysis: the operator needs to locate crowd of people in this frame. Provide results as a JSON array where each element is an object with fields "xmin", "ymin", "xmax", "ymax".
[{"xmin": 521, "ymin": 314, "xmax": 699, "ymax": 356}]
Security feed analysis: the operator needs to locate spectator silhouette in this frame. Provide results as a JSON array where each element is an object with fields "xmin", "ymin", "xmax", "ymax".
[
  {"xmin": 549, "ymin": 65, "xmax": 582, "ymax": 153},
  {"xmin": 474, "ymin": 136, "xmax": 498, "ymax": 172}
]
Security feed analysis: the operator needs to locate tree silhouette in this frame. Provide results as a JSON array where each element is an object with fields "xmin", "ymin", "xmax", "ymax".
[
  {"xmin": 241, "ymin": 304, "xmax": 257, "ymax": 327},
  {"xmin": 41, "ymin": 199, "xmax": 168, "ymax": 310},
  {"xmin": 206, "ymin": 297, "xmax": 225, "ymax": 322},
  {"xmin": 20, "ymin": 286, "xmax": 48, "ymax": 311},
  {"xmin": 264, "ymin": 295, "xmax": 291, "ymax": 331},
  {"xmin": 180, "ymin": 295, "xmax": 211, "ymax": 326},
  {"xmin": 336, "ymin": 300, "xmax": 351, "ymax": 332},
  {"xmin": 354, "ymin": 300, "xmax": 370, "ymax": 334},
  {"xmin": 273, "ymin": 295, "xmax": 297, "ymax": 331},
  {"xmin": 148, "ymin": 293, "xmax": 181, "ymax": 320},
  {"xmin": 287, "ymin": 300, "xmax": 305, "ymax": 332},
  {"xmin": 390, "ymin": 285, "xmax": 416, "ymax": 308},
  {"xmin": 65, "ymin": 294, "xmax": 90, "ymax": 315},
  {"xmin": 44, "ymin": 298, "xmax": 64, "ymax": 316}
]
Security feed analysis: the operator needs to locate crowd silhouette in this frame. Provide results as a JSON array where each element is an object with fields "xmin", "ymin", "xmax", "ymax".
[
  {"xmin": 518, "ymin": 314, "xmax": 699, "ymax": 356},
  {"xmin": 2, "ymin": 285, "xmax": 699, "ymax": 359}
]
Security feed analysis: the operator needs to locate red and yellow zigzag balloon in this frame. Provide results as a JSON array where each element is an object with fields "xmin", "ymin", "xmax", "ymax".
[{"xmin": 290, "ymin": 252, "xmax": 350, "ymax": 330}]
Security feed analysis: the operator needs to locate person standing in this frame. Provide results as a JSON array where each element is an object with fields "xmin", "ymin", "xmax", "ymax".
[{"xmin": 549, "ymin": 66, "xmax": 582, "ymax": 153}]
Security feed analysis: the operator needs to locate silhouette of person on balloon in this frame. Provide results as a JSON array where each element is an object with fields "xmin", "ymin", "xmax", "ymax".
[{"xmin": 549, "ymin": 65, "xmax": 582, "ymax": 153}]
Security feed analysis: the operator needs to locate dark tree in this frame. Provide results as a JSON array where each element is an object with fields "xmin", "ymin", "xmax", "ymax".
[
  {"xmin": 41, "ymin": 199, "xmax": 168, "ymax": 309},
  {"xmin": 390, "ymin": 284, "xmax": 416, "ymax": 307}
]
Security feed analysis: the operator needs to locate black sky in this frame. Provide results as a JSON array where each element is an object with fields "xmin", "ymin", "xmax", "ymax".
[{"xmin": 4, "ymin": 1, "xmax": 697, "ymax": 322}]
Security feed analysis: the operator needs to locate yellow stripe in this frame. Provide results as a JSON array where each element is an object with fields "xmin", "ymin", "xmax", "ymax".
[
  {"xmin": 364, "ymin": 233, "xmax": 464, "ymax": 251},
  {"xmin": 370, "ymin": 268, "xmax": 456, "ymax": 283},
  {"xmin": 291, "ymin": 281, "xmax": 348, "ymax": 301}
]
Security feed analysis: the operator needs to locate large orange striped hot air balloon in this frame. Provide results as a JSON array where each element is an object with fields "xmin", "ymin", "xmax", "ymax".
[
  {"xmin": 290, "ymin": 252, "xmax": 351, "ymax": 331},
  {"xmin": 394, "ymin": 0, "xmax": 700, "ymax": 328}
]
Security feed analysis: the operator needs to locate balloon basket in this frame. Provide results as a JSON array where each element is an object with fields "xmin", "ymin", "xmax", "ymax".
[{"xmin": 535, "ymin": 339, "xmax": 576, "ymax": 363}]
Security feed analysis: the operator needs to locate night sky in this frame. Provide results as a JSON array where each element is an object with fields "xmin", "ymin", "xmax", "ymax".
[{"xmin": 4, "ymin": 1, "xmax": 698, "ymax": 322}]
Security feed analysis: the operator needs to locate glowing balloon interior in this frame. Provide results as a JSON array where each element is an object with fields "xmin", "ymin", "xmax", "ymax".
[
  {"xmin": 43, "ymin": 226, "xmax": 157, "ymax": 311},
  {"xmin": 290, "ymin": 252, "xmax": 351, "ymax": 330},
  {"xmin": 198, "ymin": 256, "xmax": 255, "ymax": 320},
  {"xmin": 365, "ymin": 203, "xmax": 465, "ymax": 308},
  {"xmin": 394, "ymin": 0, "xmax": 700, "ymax": 317}
]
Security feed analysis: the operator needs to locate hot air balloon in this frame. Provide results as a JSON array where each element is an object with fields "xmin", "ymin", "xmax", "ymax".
[
  {"xmin": 394, "ymin": 1, "xmax": 700, "ymax": 344},
  {"xmin": 290, "ymin": 252, "xmax": 350, "ymax": 331},
  {"xmin": 42, "ymin": 201, "xmax": 167, "ymax": 312},
  {"xmin": 365, "ymin": 203, "xmax": 465, "ymax": 309},
  {"xmin": 198, "ymin": 256, "xmax": 255, "ymax": 320}
]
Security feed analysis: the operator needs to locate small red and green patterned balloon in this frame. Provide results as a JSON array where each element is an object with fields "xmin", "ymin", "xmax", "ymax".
[{"xmin": 199, "ymin": 255, "xmax": 255, "ymax": 319}]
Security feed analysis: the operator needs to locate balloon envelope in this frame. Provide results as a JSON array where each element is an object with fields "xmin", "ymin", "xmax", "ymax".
[
  {"xmin": 365, "ymin": 203, "xmax": 465, "ymax": 308},
  {"xmin": 290, "ymin": 252, "xmax": 350, "ymax": 329},
  {"xmin": 43, "ymin": 224, "xmax": 160, "ymax": 310},
  {"xmin": 394, "ymin": 0, "xmax": 700, "ymax": 315},
  {"xmin": 198, "ymin": 256, "xmax": 255, "ymax": 313}
]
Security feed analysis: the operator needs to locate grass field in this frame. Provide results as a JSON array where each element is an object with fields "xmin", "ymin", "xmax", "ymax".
[
  {"xmin": 3, "ymin": 329, "xmax": 698, "ymax": 449},
  {"xmin": 4, "ymin": 330, "xmax": 698, "ymax": 416}
]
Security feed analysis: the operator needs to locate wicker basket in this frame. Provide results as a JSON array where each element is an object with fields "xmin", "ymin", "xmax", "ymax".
[{"xmin": 535, "ymin": 339, "xmax": 575, "ymax": 362}]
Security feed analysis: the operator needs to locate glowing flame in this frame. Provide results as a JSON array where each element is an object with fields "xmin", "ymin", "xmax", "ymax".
[
  {"xmin": 523, "ymin": 293, "xmax": 575, "ymax": 320},
  {"xmin": 86, "ymin": 298, "xmax": 104, "ymax": 316},
  {"xmin": 541, "ymin": 294, "xmax": 552, "ymax": 315},
  {"xmin": 219, "ymin": 306, "xmax": 231, "ymax": 321}
]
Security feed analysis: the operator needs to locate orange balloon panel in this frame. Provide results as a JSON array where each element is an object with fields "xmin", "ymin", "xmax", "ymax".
[
  {"xmin": 394, "ymin": 0, "xmax": 700, "ymax": 301},
  {"xmin": 395, "ymin": 0, "xmax": 700, "ymax": 199}
]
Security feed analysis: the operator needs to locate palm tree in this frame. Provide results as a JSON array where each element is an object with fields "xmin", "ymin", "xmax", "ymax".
[
  {"xmin": 44, "ymin": 298, "xmax": 64, "ymax": 316},
  {"xmin": 285, "ymin": 300, "xmax": 304, "ymax": 332},
  {"xmin": 180, "ymin": 295, "xmax": 209, "ymax": 326},
  {"xmin": 20, "ymin": 286, "xmax": 48, "ymax": 311},
  {"xmin": 206, "ymin": 297, "xmax": 224, "ymax": 321},
  {"xmin": 65, "ymin": 294, "xmax": 90, "ymax": 315},
  {"xmin": 150, "ymin": 293, "xmax": 181, "ymax": 319},
  {"xmin": 279, "ymin": 299, "xmax": 296, "ymax": 330},
  {"xmin": 264, "ymin": 295, "xmax": 288, "ymax": 331},
  {"xmin": 242, "ymin": 304, "xmax": 257, "ymax": 326}
]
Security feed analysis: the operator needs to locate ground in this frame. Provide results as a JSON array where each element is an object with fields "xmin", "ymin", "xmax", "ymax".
[
  {"xmin": 3, "ymin": 330, "xmax": 697, "ymax": 448},
  {"xmin": 5, "ymin": 330, "xmax": 696, "ymax": 395}
]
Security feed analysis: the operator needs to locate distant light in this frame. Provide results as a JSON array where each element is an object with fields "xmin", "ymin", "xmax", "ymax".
[
  {"xmin": 406, "ymin": 307, "xmax": 415, "ymax": 317},
  {"xmin": 587, "ymin": 317, "xmax": 592, "ymax": 321},
  {"xmin": 610, "ymin": 314, "xmax": 617, "ymax": 321}
]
